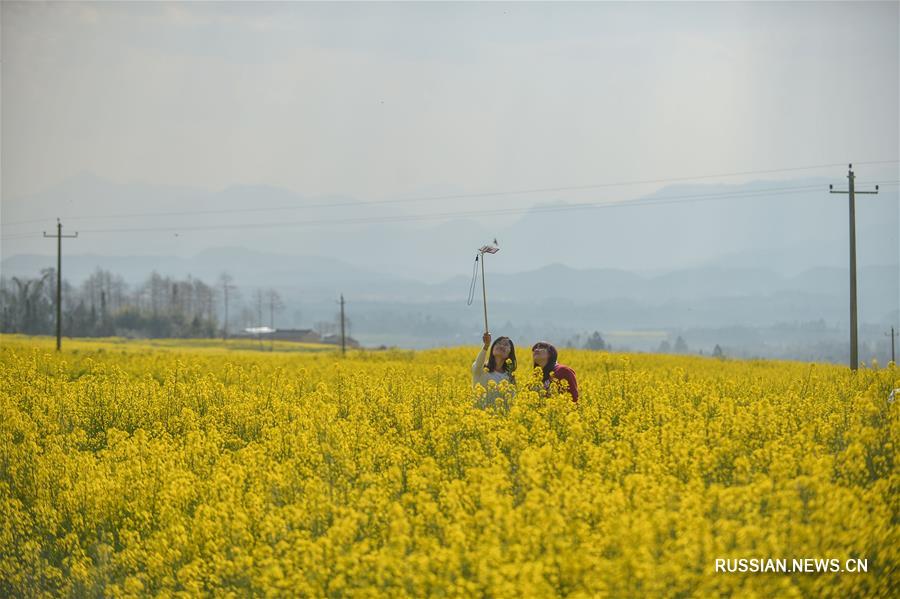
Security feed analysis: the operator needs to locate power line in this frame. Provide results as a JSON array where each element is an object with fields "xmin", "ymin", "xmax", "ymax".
[
  {"xmin": 3, "ymin": 159, "xmax": 898, "ymax": 229},
  {"xmin": 3, "ymin": 181, "xmax": 900, "ymax": 239},
  {"xmin": 2, "ymin": 180, "xmax": 898, "ymax": 240}
]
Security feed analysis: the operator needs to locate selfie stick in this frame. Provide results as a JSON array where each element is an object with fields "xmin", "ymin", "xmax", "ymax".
[{"xmin": 478, "ymin": 243, "xmax": 499, "ymax": 334}]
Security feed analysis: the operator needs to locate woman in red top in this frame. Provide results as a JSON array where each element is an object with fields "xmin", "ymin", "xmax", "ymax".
[{"xmin": 531, "ymin": 341, "xmax": 578, "ymax": 403}]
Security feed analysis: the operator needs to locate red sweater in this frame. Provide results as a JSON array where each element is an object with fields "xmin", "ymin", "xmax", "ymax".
[{"xmin": 547, "ymin": 364, "xmax": 579, "ymax": 402}]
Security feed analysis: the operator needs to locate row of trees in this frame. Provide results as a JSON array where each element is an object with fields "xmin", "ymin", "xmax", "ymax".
[
  {"xmin": 563, "ymin": 331, "xmax": 612, "ymax": 351},
  {"xmin": 564, "ymin": 331, "xmax": 726, "ymax": 358},
  {"xmin": 0, "ymin": 268, "xmax": 288, "ymax": 340}
]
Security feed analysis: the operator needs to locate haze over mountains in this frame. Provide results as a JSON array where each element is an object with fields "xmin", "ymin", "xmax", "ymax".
[
  {"xmin": 5, "ymin": 170, "xmax": 898, "ymax": 273},
  {"xmin": 2, "ymin": 172, "xmax": 898, "ymax": 357}
]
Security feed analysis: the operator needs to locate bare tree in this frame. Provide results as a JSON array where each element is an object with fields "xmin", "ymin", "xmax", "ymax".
[
  {"xmin": 335, "ymin": 312, "xmax": 352, "ymax": 339},
  {"xmin": 10, "ymin": 270, "xmax": 53, "ymax": 333},
  {"xmin": 314, "ymin": 320, "xmax": 335, "ymax": 338},
  {"xmin": 238, "ymin": 305, "xmax": 256, "ymax": 330},
  {"xmin": 146, "ymin": 271, "xmax": 165, "ymax": 315},
  {"xmin": 253, "ymin": 288, "xmax": 265, "ymax": 327},
  {"xmin": 267, "ymin": 289, "xmax": 284, "ymax": 329}
]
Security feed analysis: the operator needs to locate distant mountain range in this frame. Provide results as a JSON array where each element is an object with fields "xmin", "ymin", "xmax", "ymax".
[
  {"xmin": 2, "ymin": 172, "xmax": 897, "ymax": 350},
  {"xmin": 2, "ymin": 170, "xmax": 897, "ymax": 282},
  {"xmin": 2, "ymin": 247, "xmax": 897, "ymax": 322}
]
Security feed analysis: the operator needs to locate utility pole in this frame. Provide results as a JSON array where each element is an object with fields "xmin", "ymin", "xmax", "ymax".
[
  {"xmin": 42, "ymin": 218, "xmax": 78, "ymax": 351},
  {"xmin": 339, "ymin": 294, "xmax": 346, "ymax": 356},
  {"xmin": 886, "ymin": 327, "xmax": 897, "ymax": 366},
  {"xmin": 267, "ymin": 289, "xmax": 283, "ymax": 352},
  {"xmin": 219, "ymin": 273, "xmax": 236, "ymax": 342},
  {"xmin": 830, "ymin": 164, "xmax": 879, "ymax": 371}
]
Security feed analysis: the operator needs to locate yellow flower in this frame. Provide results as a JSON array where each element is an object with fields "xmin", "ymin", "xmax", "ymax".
[{"xmin": 0, "ymin": 333, "xmax": 893, "ymax": 598}]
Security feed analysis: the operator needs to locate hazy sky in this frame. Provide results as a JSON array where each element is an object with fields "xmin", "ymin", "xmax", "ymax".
[
  {"xmin": 1, "ymin": 1, "xmax": 898, "ymax": 262},
  {"xmin": 4, "ymin": 1, "xmax": 898, "ymax": 197}
]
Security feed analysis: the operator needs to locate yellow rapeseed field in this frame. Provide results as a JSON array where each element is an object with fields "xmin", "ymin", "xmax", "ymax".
[{"xmin": 1, "ymin": 334, "xmax": 897, "ymax": 598}]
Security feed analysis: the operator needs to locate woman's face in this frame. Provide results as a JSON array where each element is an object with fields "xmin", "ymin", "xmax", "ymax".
[
  {"xmin": 492, "ymin": 338, "xmax": 511, "ymax": 361},
  {"xmin": 533, "ymin": 347, "xmax": 549, "ymax": 367}
]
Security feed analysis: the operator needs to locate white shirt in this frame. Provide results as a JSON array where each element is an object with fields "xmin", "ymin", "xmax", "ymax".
[{"xmin": 471, "ymin": 346, "xmax": 514, "ymax": 407}]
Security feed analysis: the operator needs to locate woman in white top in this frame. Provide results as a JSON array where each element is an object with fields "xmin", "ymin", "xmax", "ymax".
[{"xmin": 472, "ymin": 332, "xmax": 517, "ymax": 407}]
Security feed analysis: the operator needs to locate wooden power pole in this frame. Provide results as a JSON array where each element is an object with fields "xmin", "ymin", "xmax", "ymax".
[
  {"xmin": 886, "ymin": 327, "xmax": 897, "ymax": 366},
  {"xmin": 830, "ymin": 164, "xmax": 879, "ymax": 371},
  {"xmin": 339, "ymin": 294, "xmax": 346, "ymax": 356},
  {"xmin": 42, "ymin": 219, "xmax": 78, "ymax": 351}
]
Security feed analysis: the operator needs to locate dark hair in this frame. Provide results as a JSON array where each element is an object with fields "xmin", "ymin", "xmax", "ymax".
[
  {"xmin": 532, "ymin": 341, "xmax": 558, "ymax": 382},
  {"xmin": 486, "ymin": 336, "xmax": 517, "ymax": 380}
]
